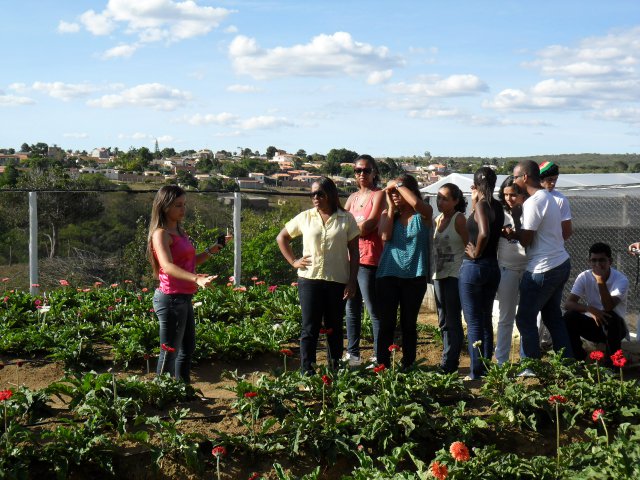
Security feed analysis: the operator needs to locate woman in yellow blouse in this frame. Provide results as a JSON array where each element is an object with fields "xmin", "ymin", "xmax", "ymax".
[{"xmin": 277, "ymin": 177, "xmax": 360, "ymax": 374}]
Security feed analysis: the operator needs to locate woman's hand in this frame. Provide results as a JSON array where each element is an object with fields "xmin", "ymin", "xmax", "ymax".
[
  {"xmin": 292, "ymin": 255, "xmax": 312, "ymax": 269},
  {"xmin": 628, "ymin": 242, "xmax": 640, "ymax": 255},
  {"xmin": 195, "ymin": 274, "xmax": 215, "ymax": 289},
  {"xmin": 343, "ymin": 280, "xmax": 357, "ymax": 300},
  {"xmin": 465, "ymin": 242, "xmax": 477, "ymax": 259}
]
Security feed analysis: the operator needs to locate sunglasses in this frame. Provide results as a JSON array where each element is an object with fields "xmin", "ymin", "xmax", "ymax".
[
  {"xmin": 310, "ymin": 191, "xmax": 326, "ymax": 199},
  {"xmin": 589, "ymin": 258, "xmax": 609, "ymax": 264},
  {"xmin": 354, "ymin": 167, "xmax": 372, "ymax": 175}
]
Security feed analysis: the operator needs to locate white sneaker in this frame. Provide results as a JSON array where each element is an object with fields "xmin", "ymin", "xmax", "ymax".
[
  {"xmin": 517, "ymin": 368, "xmax": 536, "ymax": 378},
  {"xmin": 342, "ymin": 353, "xmax": 362, "ymax": 367}
]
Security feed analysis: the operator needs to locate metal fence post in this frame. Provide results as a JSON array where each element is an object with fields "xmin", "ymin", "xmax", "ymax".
[
  {"xmin": 29, "ymin": 192, "xmax": 39, "ymax": 295},
  {"xmin": 233, "ymin": 191, "xmax": 241, "ymax": 285}
]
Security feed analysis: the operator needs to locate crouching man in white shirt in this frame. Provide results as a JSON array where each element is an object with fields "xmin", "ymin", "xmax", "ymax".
[{"xmin": 563, "ymin": 242, "xmax": 629, "ymax": 361}]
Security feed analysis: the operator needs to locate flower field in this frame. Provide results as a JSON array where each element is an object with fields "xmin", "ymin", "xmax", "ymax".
[{"xmin": 1, "ymin": 281, "xmax": 640, "ymax": 479}]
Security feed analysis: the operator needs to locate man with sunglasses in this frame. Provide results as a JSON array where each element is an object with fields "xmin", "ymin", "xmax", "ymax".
[{"xmin": 563, "ymin": 242, "xmax": 629, "ymax": 361}]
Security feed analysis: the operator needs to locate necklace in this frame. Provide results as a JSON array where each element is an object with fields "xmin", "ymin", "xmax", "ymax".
[{"xmin": 357, "ymin": 190, "xmax": 372, "ymax": 208}]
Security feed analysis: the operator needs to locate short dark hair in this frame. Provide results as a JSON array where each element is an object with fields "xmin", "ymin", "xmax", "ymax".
[
  {"xmin": 517, "ymin": 160, "xmax": 541, "ymax": 182},
  {"xmin": 589, "ymin": 242, "xmax": 612, "ymax": 258}
]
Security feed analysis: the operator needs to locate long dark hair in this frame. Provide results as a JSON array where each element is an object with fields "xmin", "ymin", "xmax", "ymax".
[
  {"xmin": 313, "ymin": 176, "xmax": 343, "ymax": 213},
  {"xmin": 498, "ymin": 176, "xmax": 523, "ymax": 213},
  {"xmin": 354, "ymin": 154, "xmax": 380, "ymax": 187},
  {"xmin": 440, "ymin": 182, "xmax": 467, "ymax": 213},
  {"xmin": 147, "ymin": 185, "xmax": 187, "ymax": 278},
  {"xmin": 473, "ymin": 167, "xmax": 498, "ymax": 206}
]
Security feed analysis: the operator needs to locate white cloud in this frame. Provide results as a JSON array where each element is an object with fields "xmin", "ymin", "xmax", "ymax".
[
  {"xmin": 238, "ymin": 116, "xmax": 294, "ymax": 130},
  {"xmin": 80, "ymin": 9, "xmax": 116, "ymax": 36},
  {"xmin": 0, "ymin": 93, "xmax": 35, "ymax": 107},
  {"xmin": 103, "ymin": 43, "xmax": 139, "ymax": 59},
  {"xmin": 63, "ymin": 132, "xmax": 89, "ymax": 139},
  {"xmin": 57, "ymin": 20, "xmax": 80, "ymax": 33},
  {"xmin": 224, "ymin": 25, "xmax": 238, "ymax": 34},
  {"xmin": 32, "ymin": 81, "xmax": 100, "ymax": 101},
  {"xmin": 367, "ymin": 70, "xmax": 393, "ymax": 85},
  {"xmin": 182, "ymin": 112, "xmax": 238, "ymax": 126},
  {"xmin": 226, "ymin": 84, "xmax": 261, "ymax": 93},
  {"xmin": 7, "ymin": 83, "xmax": 29, "ymax": 93},
  {"xmin": 71, "ymin": 0, "xmax": 234, "ymax": 57},
  {"xmin": 213, "ymin": 130, "xmax": 241, "ymax": 137},
  {"xmin": 388, "ymin": 74, "xmax": 488, "ymax": 97},
  {"xmin": 229, "ymin": 32, "xmax": 404, "ymax": 80},
  {"xmin": 87, "ymin": 83, "xmax": 192, "ymax": 111},
  {"xmin": 407, "ymin": 108, "xmax": 463, "ymax": 119},
  {"xmin": 487, "ymin": 26, "xmax": 640, "ymax": 116},
  {"xmin": 591, "ymin": 107, "xmax": 640, "ymax": 125}
]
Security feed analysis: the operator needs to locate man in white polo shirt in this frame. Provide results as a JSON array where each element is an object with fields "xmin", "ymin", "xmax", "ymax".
[
  {"xmin": 563, "ymin": 242, "xmax": 629, "ymax": 361},
  {"xmin": 509, "ymin": 160, "xmax": 573, "ymax": 361}
]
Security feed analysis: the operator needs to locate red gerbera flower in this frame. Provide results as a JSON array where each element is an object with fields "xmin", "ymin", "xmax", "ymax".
[
  {"xmin": 0, "ymin": 390, "xmax": 13, "ymax": 401},
  {"xmin": 548, "ymin": 395, "xmax": 568, "ymax": 405},
  {"xmin": 244, "ymin": 391, "xmax": 258, "ymax": 398},
  {"xmin": 321, "ymin": 374, "xmax": 332, "ymax": 386},
  {"xmin": 449, "ymin": 441, "xmax": 470, "ymax": 462},
  {"xmin": 373, "ymin": 364, "xmax": 386, "ymax": 374},
  {"xmin": 319, "ymin": 327, "xmax": 333, "ymax": 335},
  {"xmin": 430, "ymin": 461, "xmax": 448, "ymax": 480},
  {"xmin": 592, "ymin": 408, "xmax": 605, "ymax": 423},
  {"xmin": 388, "ymin": 344, "xmax": 400, "ymax": 352},
  {"xmin": 279, "ymin": 348, "xmax": 294, "ymax": 357},
  {"xmin": 611, "ymin": 349, "xmax": 627, "ymax": 368},
  {"xmin": 589, "ymin": 350, "xmax": 604, "ymax": 362},
  {"xmin": 161, "ymin": 343, "xmax": 176, "ymax": 353},
  {"xmin": 211, "ymin": 445, "xmax": 227, "ymax": 457},
  {"xmin": 58, "ymin": 279, "xmax": 70, "ymax": 286}
]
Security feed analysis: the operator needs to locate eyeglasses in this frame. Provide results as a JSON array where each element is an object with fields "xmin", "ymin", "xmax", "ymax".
[
  {"xmin": 513, "ymin": 174, "xmax": 525, "ymax": 180},
  {"xmin": 354, "ymin": 167, "xmax": 372, "ymax": 175},
  {"xmin": 310, "ymin": 191, "xmax": 326, "ymax": 199},
  {"xmin": 589, "ymin": 258, "xmax": 609, "ymax": 264}
]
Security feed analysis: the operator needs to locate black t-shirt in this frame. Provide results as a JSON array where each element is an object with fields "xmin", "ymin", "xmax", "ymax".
[{"xmin": 465, "ymin": 199, "xmax": 504, "ymax": 260}]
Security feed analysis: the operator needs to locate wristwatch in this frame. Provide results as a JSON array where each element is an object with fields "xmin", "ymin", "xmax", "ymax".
[{"xmin": 396, "ymin": 182, "xmax": 404, "ymax": 188}]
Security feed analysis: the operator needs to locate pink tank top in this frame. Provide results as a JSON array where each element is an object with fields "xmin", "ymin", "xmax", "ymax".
[
  {"xmin": 349, "ymin": 190, "xmax": 383, "ymax": 266},
  {"xmin": 157, "ymin": 232, "xmax": 197, "ymax": 295}
]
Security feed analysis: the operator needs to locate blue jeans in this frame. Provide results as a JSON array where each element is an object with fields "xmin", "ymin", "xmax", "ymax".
[
  {"xmin": 375, "ymin": 276, "xmax": 428, "ymax": 368},
  {"xmin": 434, "ymin": 277, "xmax": 463, "ymax": 373},
  {"xmin": 459, "ymin": 258, "xmax": 501, "ymax": 379},
  {"xmin": 345, "ymin": 265, "xmax": 381, "ymax": 358},
  {"xmin": 153, "ymin": 290, "xmax": 196, "ymax": 383},
  {"xmin": 516, "ymin": 259, "xmax": 573, "ymax": 359},
  {"xmin": 297, "ymin": 278, "xmax": 346, "ymax": 374}
]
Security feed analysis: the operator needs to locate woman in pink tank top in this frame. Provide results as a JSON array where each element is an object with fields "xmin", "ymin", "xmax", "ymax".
[
  {"xmin": 147, "ymin": 185, "xmax": 223, "ymax": 383},
  {"xmin": 343, "ymin": 154, "xmax": 385, "ymax": 366}
]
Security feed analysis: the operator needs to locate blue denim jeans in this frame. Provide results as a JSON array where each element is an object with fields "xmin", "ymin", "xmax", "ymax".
[
  {"xmin": 516, "ymin": 259, "xmax": 573, "ymax": 359},
  {"xmin": 345, "ymin": 265, "xmax": 381, "ymax": 358},
  {"xmin": 375, "ymin": 276, "xmax": 428, "ymax": 368},
  {"xmin": 297, "ymin": 278, "xmax": 346, "ymax": 374},
  {"xmin": 153, "ymin": 290, "xmax": 196, "ymax": 383},
  {"xmin": 434, "ymin": 276, "xmax": 463, "ymax": 373},
  {"xmin": 459, "ymin": 258, "xmax": 501, "ymax": 379}
]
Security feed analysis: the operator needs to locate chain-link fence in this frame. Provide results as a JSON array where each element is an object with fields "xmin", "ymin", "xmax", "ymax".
[{"xmin": 3, "ymin": 188, "xmax": 640, "ymax": 327}]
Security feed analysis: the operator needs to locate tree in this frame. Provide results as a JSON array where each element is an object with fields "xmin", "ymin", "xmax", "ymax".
[
  {"xmin": 324, "ymin": 148, "xmax": 358, "ymax": 175},
  {"xmin": 377, "ymin": 158, "xmax": 404, "ymax": 180},
  {"xmin": 161, "ymin": 147, "xmax": 176, "ymax": 158},
  {"xmin": 176, "ymin": 170, "xmax": 198, "ymax": 188},
  {"xmin": 0, "ymin": 164, "xmax": 20, "ymax": 187},
  {"xmin": 266, "ymin": 146, "xmax": 277, "ymax": 159},
  {"xmin": 242, "ymin": 147, "xmax": 253, "ymax": 157},
  {"xmin": 295, "ymin": 149, "xmax": 307, "ymax": 157},
  {"xmin": 29, "ymin": 142, "xmax": 49, "ymax": 158},
  {"xmin": 20, "ymin": 143, "xmax": 30, "ymax": 153},
  {"xmin": 222, "ymin": 163, "xmax": 248, "ymax": 178}
]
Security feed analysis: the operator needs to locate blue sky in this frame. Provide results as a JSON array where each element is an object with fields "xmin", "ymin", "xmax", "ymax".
[{"xmin": 1, "ymin": 0, "xmax": 639, "ymax": 157}]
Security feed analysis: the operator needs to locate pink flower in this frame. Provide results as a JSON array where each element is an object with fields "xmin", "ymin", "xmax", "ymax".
[
  {"xmin": 0, "ymin": 389, "xmax": 13, "ymax": 401},
  {"xmin": 592, "ymin": 408, "xmax": 605, "ymax": 422},
  {"xmin": 124, "ymin": 280, "xmax": 133, "ymax": 284},
  {"xmin": 94, "ymin": 282, "xmax": 103, "ymax": 287},
  {"xmin": 611, "ymin": 349, "xmax": 627, "ymax": 368},
  {"xmin": 373, "ymin": 364, "xmax": 386, "ymax": 374},
  {"xmin": 255, "ymin": 281, "xmax": 265, "ymax": 285},
  {"xmin": 251, "ymin": 276, "xmax": 258, "ymax": 281},
  {"xmin": 3, "ymin": 296, "xmax": 8, "ymax": 303},
  {"xmin": 244, "ymin": 391, "xmax": 258, "ymax": 398},
  {"xmin": 115, "ymin": 298, "xmax": 122, "ymax": 303},
  {"xmin": 58, "ymin": 279, "xmax": 70, "ymax": 286},
  {"xmin": 233, "ymin": 286, "xmax": 247, "ymax": 292},
  {"xmin": 110, "ymin": 283, "xmax": 119, "ymax": 288},
  {"xmin": 229, "ymin": 276, "xmax": 235, "ymax": 282},
  {"xmin": 141, "ymin": 287, "xmax": 149, "ymax": 292},
  {"xmin": 388, "ymin": 344, "xmax": 400, "ymax": 352},
  {"xmin": 34, "ymin": 299, "xmax": 41, "ymax": 306},
  {"xmin": 211, "ymin": 446, "xmax": 227, "ymax": 457},
  {"xmin": 291, "ymin": 282, "xmax": 298, "ymax": 287},
  {"xmin": 449, "ymin": 441, "xmax": 470, "ymax": 462},
  {"xmin": 590, "ymin": 350, "xmax": 605, "ymax": 362},
  {"xmin": 321, "ymin": 374, "xmax": 332, "ymax": 386},
  {"xmin": 83, "ymin": 288, "xmax": 91, "ymax": 292},
  {"xmin": 31, "ymin": 283, "xmax": 40, "ymax": 287},
  {"xmin": 107, "ymin": 306, "xmax": 115, "ymax": 311},
  {"xmin": 149, "ymin": 308, "xmax": 154, "ymax": 313},
  {"xmin": 226, "ymin": 282, "xmax": 233, "ymax": 287},
  {"xmin": 1, "ymin": 277, "xmax": 9, "ymax": 282},
  {"xmin": 268, "ymin": 285, "xmax": 277, "ymax": 293},
  {"xmin": 161, "ymin": 343, "xmax": 176, "ymax": 353}
]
